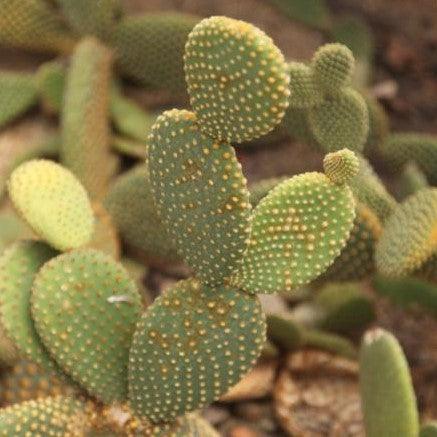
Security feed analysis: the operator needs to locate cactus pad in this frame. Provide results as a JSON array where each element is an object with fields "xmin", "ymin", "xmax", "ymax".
[
  {"xmin": 323, "ymin": 148, "xmax": 359, "ymax": 185},
  {"xmin": 105, "ymin": 165, "xmax": 180, "ymax": 265},
  {"xmin": 287, "ymin": 62, "xmax": 322, "ymax": 109},
  {"xmin": 376, "ymin": 188, "xmax": 437, "ymax": 277},
  {"xmin": 148, "ymin": 109, "xmax": 251, "ymax": 285},
  {"xmin": 0, "ymin": 71, "xmax": 37, "ymax": 129},
  {"xmin": 236, "ymin": 172, "xmax": 355, "ymax": 294},
  {"xmin": 36, "ymin": 61, "xmax": 65, "ymax": 114},
  {"xmin": 111, "ymin": 13, "xmax": 199, "ymax": 91},
  {"xmin": 308, "ymin": 88, "xmax": 369, "ymax": 152},
  {"xmin": 0, "ymin": 241, "xmax": 60, "ymax": 375},
  {"xmin": 0, "ymin": 396, "xmax": 90, "ymax": 436},
  {"xmin": 312, "ymin": 43, "xmax": 354, "ymax": 93},
  {"xmin": 31, "ymin": 249, "xmax": 142, "ymax": 403},
  {"xmin": 128, "ymin": 279, "xmax": 265, "ymax": 423},
  {"xmin": 185, "ymin": 16, "xmax": 290, "ymax": 143},
  {"xmin": 8, "ymin": 160, "xmax": 94, "ymax": 251}
]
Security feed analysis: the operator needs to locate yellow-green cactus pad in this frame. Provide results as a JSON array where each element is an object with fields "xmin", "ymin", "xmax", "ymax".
[
  {"xmin": 111, "ymin": 13, "xmax": 199, "ymax": 92},
  {"xmin": 236, "ymin": 172, "xmax": 355, "ymax": 294},
  {"xmin": 312, "ymin": 43, "xmax": 355, "ymax": 93},
  {"xmin": 350, "ymin": 155, "xmax": 396, "ymax": 222},
  {"xmin": 105, "ymin": 165, "xmax": 180, "ymax": 266},
  {"xmin": 359, "ymin": 329, "xmax": 419, "ymax": 437},
  {"xmin": 318, "ymin": 202, "xmax": 381, "ymax": 282},
  {"xmin": 8, "ymin": 160, "xmax": 94, "ymax": 251},
  {"xmin": 380, "ymin": 133, "xmax": 437, "ymax": 184},
  {"xmin": 1, "ymin": 360, "xmax": 76, "ymax": 406},
  {"xmin": 376, "ymin": 188, "xmax": 437, "ymax": 277},
  {"xmin": 323, "ymin": 148, "xmax": 359, "ymax": 185},
  {"xmin": 36, "ymin": 61, "xmax": 65, "ymax": 114},
  {"xmin": 128, "ymin": 279, "xmax": 265, "ymax": 423},
  {"xmin": 0, "ymin": 0, "xmax": 75, "ymax": 54},
  {"xmin": 31, "ymin": 249, "xmax": 142, "ymax": 403},
  {"xmin": 0, "ymin": 72, "xmax": 37, "ymax": 129},
  {"xmin": 0, "ymin": 395, "xmax": 90, "ymax": 436},
  {"xmin": 308, "ymin": 88, "xmax": 369, "ymax": 152},
  {"xmin": 55, "ymin": 0, "xmax": 123, "ymax": 40},
  {"xmin": 61, "ymin": 37, "xmax": 118, "ymax": 200},
  {"xmin": 148, "ymin": 109, "xmax": 251, "ymax": 285},
  {"xmin": 287, "ymin": 62, "xmax": 322, "ymax": 109},
  {"xmin": 185, "ymin": 16, "xmax": 290, "ymax": 143},
  {"xmin": 0, "ymin": 241, "xmax": 61, "ymax": 375}
]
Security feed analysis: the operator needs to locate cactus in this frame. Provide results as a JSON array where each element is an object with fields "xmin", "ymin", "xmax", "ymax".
[
  {"xmin": 61, "ymin": 37, "xmax": 118, "ymax": 199},
  {"xmin": 421, "ymin": 423, "xmax": 437, "ymax": 437},
  {"xmin": 359, "ymin": 328, "xmax": 419, "ymax": 437},
  {"xmin": 31, "ymin": 249, "xmax": 142, "ymax": 403},
  {"xmin": 398, "ymin": 161, "xmax": 429, "ymax": 199},
  {"xmin": 287, "ymin": 62, "xmax": 323, "ymax": 109},
  {"xmin": 376, "ymin": 188, "xmax": 437, "ymax": 277},
  {"xmin": 0, "ymin": 72, "xmax": 38, "ymax": 129},
  {"xmin": 8, "ymin": 160, "xmax": 94, "ymax": 251},
  {"xmin": 128, "ymin": 278, "xmax": 266, "ymax": 423},
  {"xmin": 111, "ymin": 13, "xmax": 200, "ymax": 92},
  {"xmin": 0, "ymin": 0, "xmax": 76, "ymax": 54},
  {"xmin": 249, "ymin": 176, "xmax": 289, "ymax": 207},
  {"xmin": 0, "ymin": 209, "xmax": 33, "ymax": 254},
  {"xmin": 36, "ymin": 60, "xmax": 66, "ymax": 114},
  {"xmin": 185, "ymin": 16, "xmax": 290, "ymax": 144}
]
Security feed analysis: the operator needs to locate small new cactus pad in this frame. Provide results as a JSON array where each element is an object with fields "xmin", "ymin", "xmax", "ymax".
[
  {"xmin": 184, "ymin": 16, "xmax": 290, "ymax": 143},
  {"xmin": 110, "ymin": 88, "xmax": 158, "ymax": 142},
  {"xmin": 148, "ymin": 110, "xmax": 251, "ymax": 285},
  {"xmin": 0, "ymin": 72, "xmax": 37, "ymax": 129},
  {"xmin": 111, "ymin": 13, "xmax": 199, "ymax": 91},
  {"xmin": 287, "ymin": 62, "xmax": 322, "ymax": 109},
  {"xmin": 323, "ymin": 148, "xmax": 360, "ymax": 185},
  {"xmin": 0, "ymin": 241, "xmax": 61, "ymax": 376},
  {"xmin": 55, "ymin": 0, "xmax": 123, "ymax": 40},
  {"xmin": 105, "ymin": 165, "xmax": 180, "ymax": 265},
  {"xmin": 359, "ymin": 328, "xmax": 419, "ymax": 437},
  {"xmin": 376, "ymin": 188, "xmax": 437, "ymax": 276},
  {"xmin": 61, "ymin": 37, "xmax": 118, "ymax": 200},
  {"xmin": 36, "ymin": 61, "xmax": 65, "ymax": 114},
  {"xmin": 319, "ymin": 202, "xmax": 381, "ymax": 282},
  {"xmin": 236, "ymin": 172, "xmax": 355, "ymax": 294},
  {"xmin": 308, "ymin": 88, "xmax": 369, "ymax": 152},
  {"xmin": 8, "ymin": 160, "xmax": 94, "ymax": 251},
  {"xmin": 128, "ymin": 279, "xmax": 265, "ymax": 423},
  {"xmin": 31, "ymin": 249, "xmax": 142, "ymax": 403},
  {"xmin": 0, "ymin": 396, "xmax": 90, "ymax": 436},
  {"xmin": 0, "ymin": 0, "xmax": 75, "ymax": 54},
  {"xmin": 350, "ymin": 155, "xmax": 397, "ymax": 222},
  {"xmin": 380, "ymin": 133, "xmax": 437, "ymax": 184},
  {"xmin": 312, "ymin": 43, "xmax": 355, "ymax": 93},
  {"xmin": 1, "ymin": 360, "xmax": 76, "ymax": 406}
]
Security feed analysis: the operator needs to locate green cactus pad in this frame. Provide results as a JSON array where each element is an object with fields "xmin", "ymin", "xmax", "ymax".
[
  {"xmin": 61, "ymin": 37, "xmax": 118, "ymax": 200},
  {"xmin": 185, "ymin": 16, "xmax": 290, "ymax": 143},
  {"xmin": 128, "ymin": 278, "xmax": 266, "ymax": 423},
  {"xmin": 0, "ymin": 320, "xmax": 18, "ymax": 368},
  {"xmin": 111, "ymin": 13, "xmax": 199, "ymax": 92},
  {"xmin": 0, "ymin": 72, "xmax": 37, "ymax": 129},
  {"xmin": 56, "ymin": 0, "xmax": 123, "ymax": 40},
  {"xmin": 308, "ymin": 88, "xmax": 369, "ymax": 152},
  {"xmin": 0, "ymin": 210, "xmax": 33, "ymax": 254},
  {"xmin": 350, "ymin": 155, "xmax": 396, "ymax": 222},
  {"xmin": 421, "ymin": 423, "xmax": 437, "ymax": 437},
  {"xmin": 359, "ymin": 328, "xmax": 419, "ymax": 437},
  {"xmin": 364, "ymin": 95, "xmax": 390, "ymax": 153},
  {"xmin": 323, "ymin": 148, "xmax": 359, "ymax": 185},
  {"xmin": 8, "ymin": 160, "xmax": 94, "ymax": 251},
  {"xmin": 105, "ymin": 165, "xmax": 180, "ymax": 266},
  {"xmin": 0, "ymin": 395, "xmax": 90, "ymax": 436},
  {"xmin": 236, "ymin": 172, "xmax": 355, "ymax": 294},
  {"xmin": 1, "ymin": 360, "xmax": 77, "ymax": 406},
  {"xmin": 36, "ymin": 61, "xmax": 65, "ymax": 114},
  {"xmin": 376, "ymin": 188, "xmax": 437, "ymax": 277},
  {"xmin": 0, "ymin": 0, "xmax": 76, "ymax": 54},
  {"xmin": 31, "ymin": 249, "xmax": 142, "ymax": 403},
  {"xmin": 318, "ymin": 202, "xmax": 381, "ymax": 282},
  {"xmin": 148, "ymin": 109, "xmax": 251, "ymax": 285},
  {"xmin": 111, "ymin": 136, "xmax": 148, "ymax": 160},
  {"xmin": 0, "ymin": 241, "xmax": 61, "ymax": 375},
  {"xmin": 287, "ymin": 62, "xmax": 322, "ymax": 109},
  {"xmin": 312, "ymin": 43, "xmax": 355, "ymax": 93},
  {"xmin": 398, "ymin": 161, "xmax": 428, "ymax": 199}
]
